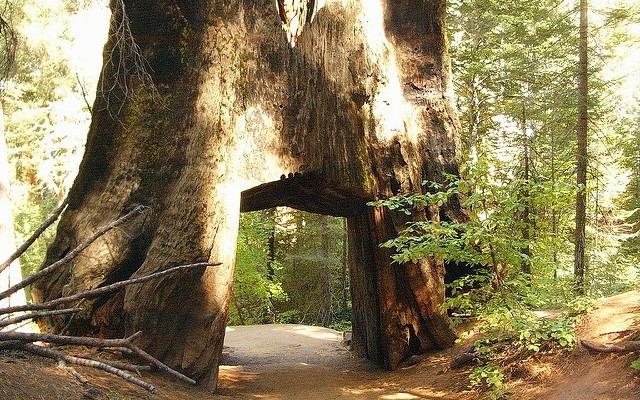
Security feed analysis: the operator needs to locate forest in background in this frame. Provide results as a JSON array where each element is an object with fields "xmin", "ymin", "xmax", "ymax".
[{"xmin": 1, "ymin": 0, "xmax": 639, "ymax": 358}]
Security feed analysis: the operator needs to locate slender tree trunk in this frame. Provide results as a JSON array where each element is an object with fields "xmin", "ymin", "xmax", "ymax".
[
  {"xmin": 341, "ymin": 217, "xmax": 348, "ymax": 319},
  {"xmin": 265, "ymin": 209, "xmax": 276, "ymax": 280},
  {"xmin": 319, "ymin": 214, "xmax": 332, "ymax": 326},
  {"xmin": 574, "ymin": 0, "xmax": 588, "ymax": 294},
  {"xmin": 551, "ymin": 131, "xmax": 559, "ymax": 279},
  {"xmin": 520, "ymin": 105, "xmax": 532, "ymax": 275},
  {"xmin": 33, "ymin": 0, "xmax": 464, "ymax": 388},
  {"xmin": 0, "ymin": 104, "xmax": 28, "ymax": 323}
]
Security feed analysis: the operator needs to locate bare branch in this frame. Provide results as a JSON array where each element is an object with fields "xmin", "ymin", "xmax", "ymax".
[
  {"xmin": 581, "ymin": 339, "xmax": 640, "ymax": 353},
  {"xmin": 76, "ymin": 73, "xmax": 93, "ymax": 115},
  {"xmin": 100, "ymin": 0, "xmax": 160, "ymax": 116},
  {"xmin": 0, "ymin": 198, "xmax": 68, "ymax": 275},
  {"xmin": 104, "ymin": 346, "xmax": 133, "ymax": 355},
  {"xmin": 0, "ymin": 339, "xmax": 22, "ymax": 349},
  {"xmin": 1, "ymin": 329, "xmax": 194, "ymax": 386},
  {"xmin": 0, "ymin": 308, "xmax": 82, "ymax": 329},
  {"xmin": 0, "ymin": 261, "xmax": 220, "ymax": 315},
  {"xmin": 0, "ymin": 330, "xmax": 143, "ymax": 348},
  {"xmin": 0, "ymin": 204, "xmax": 218, "ymax": 388},
  {"xmin": 75, "ymin": 353, "xmax": 151, "ymax": 374},
  {"xmin": 126, "ymin": 342, "xmax": 196, "ymax": 385},
  {"xmin": 22, "ymin": 343, "xmax": 157, "ymax": 393},
  {"xmin": 57, "ymin": 359, "xmax": 89, "ymax": 385},
  {"xmin": 0, "ymin": 205, "xmax": 149, "ymax": 301}
]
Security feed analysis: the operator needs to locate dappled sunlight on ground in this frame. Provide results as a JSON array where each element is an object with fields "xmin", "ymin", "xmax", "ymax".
[
  {"xmin": 578, "ymin": 290, "xmax": 640, "ymax": 341},
  {"xmin": 217, "ymin": 324, "xmax": 474, "ymax": 399},
  {"xmin": 508, "ymin": 290, "xmax": 640, "ymax": 400},
  {"xmin": 289, "ymin": 324, "xmax": 344, "ymax": 340},
  {"xmin": 4, "ymin": 294, "xmax": 640, "ymax": 399}
]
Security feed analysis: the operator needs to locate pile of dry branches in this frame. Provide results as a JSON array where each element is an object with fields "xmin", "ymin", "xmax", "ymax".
[{"xmin": 0, "ymin": 203, "xmax": 220, "ymax": 394}]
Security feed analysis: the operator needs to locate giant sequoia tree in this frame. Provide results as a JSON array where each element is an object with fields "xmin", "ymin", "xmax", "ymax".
[{"xmin": 32, "ymin": 0, "xmax": 466, "ymax": 389}]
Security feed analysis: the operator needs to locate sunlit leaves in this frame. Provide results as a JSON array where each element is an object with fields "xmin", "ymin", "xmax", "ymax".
[
  {"xmin": 230, "ymin": 208, "xmax": 349, "ymax": 328},
  {"xmin": 2, "ymin": 0, "xmax": 109, "ymax": 277}
]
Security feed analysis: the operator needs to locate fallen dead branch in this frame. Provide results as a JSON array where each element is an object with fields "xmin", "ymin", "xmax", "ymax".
[
  {"xmin": 0, "ymin": 261, "xmax": 220, "ymax": 315},
  {"xmin": 0, "ymin": 198, "xmax": 68, "ymax": 275},
  {"xmin": 0, "ymin": 204, "xmax": 219, "ymax": 393},
  {"xmin": 581, "ymin": 339, "xmax": 640, "ymax": 353},
  {"xmin": 0, "ymin": 261, "xmax": 211, "ymax": 391},
  {"xmin": 0, "ymin": 330, "xmax": 144, "ymax": 348},
  {"xmin": 57, "ymin": 358, "xmax": 90, "ymax": 385},
  {"xmin": 0, "ymin": 205, "xmax": 149, "ymax": 301},
  {"xmin": 0, "ymin": 308, "xmax": 82, "ymax": 328},
  {"xmin": 75, "ymin": 352, "xmax": 151, "ymax": 374},
  {"xmin": 21, "ymin": 342, "xmax": 158, "ymax": 393}
]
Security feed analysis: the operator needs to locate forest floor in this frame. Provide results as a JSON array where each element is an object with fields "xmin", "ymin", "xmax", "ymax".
[{"xmin": 1, "ymin": 290, "xmax": 639, "ymax": 399}]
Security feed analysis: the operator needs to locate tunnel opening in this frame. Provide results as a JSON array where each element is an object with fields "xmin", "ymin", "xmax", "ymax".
[
  {"xmin": 223, "ymin": 173, "xmax": 381, "ymax": 369},
  {"xmin": 236, "ymin": 172, "xmax": 372, "ymax": 325},
  {"xmin": 229, "ymin": 206, "xmax": 351, "ymax": 330}
]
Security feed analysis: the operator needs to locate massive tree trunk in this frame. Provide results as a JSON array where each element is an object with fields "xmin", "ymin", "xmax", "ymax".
[{"xmin": 32, "ymin": 0, "xmax": 465, "ymax": 389}]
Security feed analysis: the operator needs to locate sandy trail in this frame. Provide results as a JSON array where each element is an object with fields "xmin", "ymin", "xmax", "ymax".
[
  {"xmin": 218, "ymin": 324, "xmax": 470, "ymax": 400},
  {"xmin": 3, "ymin": 293, "xmax": 639, "ymax": 399}
]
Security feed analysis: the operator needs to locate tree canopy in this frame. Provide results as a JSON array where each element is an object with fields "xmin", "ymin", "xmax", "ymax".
[{"xmin": 1, "ymin": 0, "xmax": 639, "ymax": 394}]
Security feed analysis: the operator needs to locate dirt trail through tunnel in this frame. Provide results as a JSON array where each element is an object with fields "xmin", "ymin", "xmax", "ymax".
[
  {"xmin": 217, "ymin": 323, "xmax": 471, "ymax": 399},
  {"xmin": 217, "ymin": 291, "xmax": 640, "ymax": 400},
  {"xmin": 2, "ymin": 293, "xmax": 640, "ymax": 399}
]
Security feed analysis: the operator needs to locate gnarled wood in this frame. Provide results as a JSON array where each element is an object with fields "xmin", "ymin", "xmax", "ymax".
[{"xmin": 33, "ymin": 0, "xmax": 465, "ymax": 389}]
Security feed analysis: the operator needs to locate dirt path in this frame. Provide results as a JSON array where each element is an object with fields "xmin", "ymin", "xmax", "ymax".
[
  {"xmin": 509, "ymin": 290, "xmax": 640, "ymax": 399},
  {"xmin": 217, "ymin": 324, "xmax": 473, "ymax": 399},
  {"xmin": 2, "ymin": 292, "xmax": 639, "ymax": 399},
  {"xmin": 217, "ymin": 292, "xmax": 640, "ymax": 400}
]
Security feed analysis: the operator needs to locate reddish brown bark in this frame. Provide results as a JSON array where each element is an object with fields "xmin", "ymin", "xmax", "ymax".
[{"xmin": 33, "ymin": 0, "xmax": 464, "ymax": 388}]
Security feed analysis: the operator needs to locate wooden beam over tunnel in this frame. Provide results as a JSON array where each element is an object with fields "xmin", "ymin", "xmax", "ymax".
[{"xmin": 240, "ymin": 173, "xmax": 370, "ymax": 217}]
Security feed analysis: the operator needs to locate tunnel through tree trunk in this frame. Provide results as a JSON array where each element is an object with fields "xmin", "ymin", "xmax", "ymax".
[{"xmin": 33, "ymin": 0, "xmax": 465, "ymax": 389}]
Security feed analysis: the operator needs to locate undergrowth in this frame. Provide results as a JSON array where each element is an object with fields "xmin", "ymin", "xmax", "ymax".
[
  {"xmin": 446, "ymin": 270, "xmax": 589, "ymax": 399},
  {"xmin": 372, "ymin": 172, "xmax": 603, "ymax": 399}
]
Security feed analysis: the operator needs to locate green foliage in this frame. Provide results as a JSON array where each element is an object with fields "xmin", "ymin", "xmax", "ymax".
[
  {"xmin": 631, "ymin": 357, "xmax": 640, "ymax": 371},
  {"xmin": 447, "ymin": 0, "xmax": 640, "ymax": 297},
  {"xmin": 469, "ymin": 363, "xmax": 508, "ymax": 399},
  {"xmin": 229, "ymin": 210, "xmax": 287, "ymax": 325},
  {"xmin": 464, "ymin": 309, "xmax": 577, "ymax": 397},
  {"xmin": 274, "ymin": 211, "xmax": 349, "ymax": 327},
  {"xmin": 2, "ymin": 0, "xmax": 109, "ymax": 277},
  {"xmin": 376, "ymin": 166, "xmax": 584, "ymax": 396},
  {"xmin": 12, "ymin": 193, "xmax": 58, "ymax": 279},
  {"xmin": 374, "ymin": 163, "xmax": 574, "ymax": 284},
  {"xmin": 451, "ymin": 271, "xmax": 578, "ymax": 397},
  {"xmin": 230, "ymin": 208, "xmax": 350, "ymax": 329}
]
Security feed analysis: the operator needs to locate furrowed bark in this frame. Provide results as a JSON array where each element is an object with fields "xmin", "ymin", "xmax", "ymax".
[{"xmin": 33, "ymin": 0, "xmax": 466, "ymax": 388}]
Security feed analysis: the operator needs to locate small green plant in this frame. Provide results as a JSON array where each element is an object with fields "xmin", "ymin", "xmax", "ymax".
[
  {"xmin": 469, "ymin": 363, "xmax": 509, "ymax": 399},
  {"xmin": 515, "ymin": 314, "xmax": 577, "ymax": 351},
  {"xmin": 566, "ymin": 295, "xmax": 597, "ymax": 315},
  {"xmin": 329, "ymin": 319, "xmax": 352, "ymax": 332},
  {"xmin": 631, "ymin": 357, "xmax": 640, "ymax": 371}
]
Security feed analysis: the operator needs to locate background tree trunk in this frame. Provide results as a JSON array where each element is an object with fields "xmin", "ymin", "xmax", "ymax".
[
  {"xmin": 32, "ymin": 0, "xmax": 464, "ymax": 388},
  {"xmin": 575, "ymin": 0, "xmax": 588, "ymax": 294},
  {"xmin": 0, "ymin": 105, "xmax": 29, "ymax": 323}
]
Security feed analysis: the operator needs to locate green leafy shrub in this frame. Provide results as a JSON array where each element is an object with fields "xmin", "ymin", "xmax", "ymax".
[
  {"xmin": 373, "ymin": 167, "xmax": 583, "ymax": 396},
  {"xmin": 469, "ymin": 363, "xmax": 508, "ymax": 399},
  {"xmin": 631, "ymin": 357, "xmax": 640, "ymax": 371}
]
